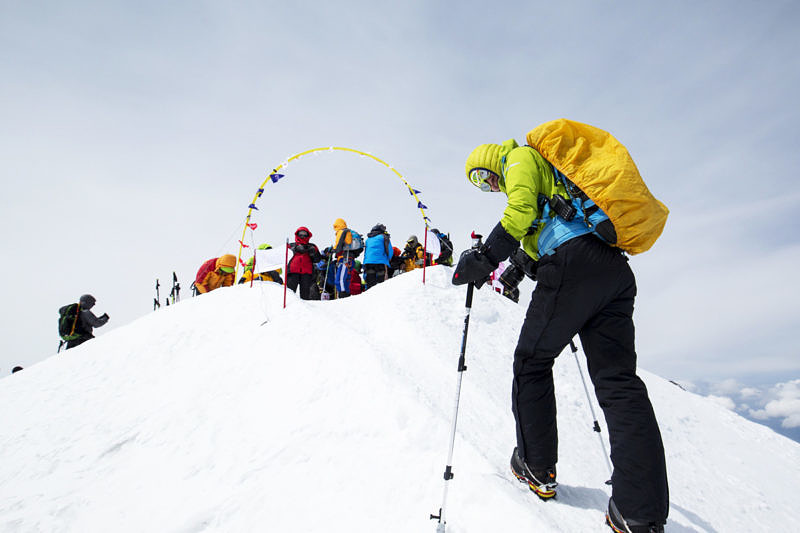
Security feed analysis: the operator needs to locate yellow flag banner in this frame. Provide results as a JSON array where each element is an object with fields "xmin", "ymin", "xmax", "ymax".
[{"xmin": 237, "ymin": 147, "xmax": 432, "ymax": 276}]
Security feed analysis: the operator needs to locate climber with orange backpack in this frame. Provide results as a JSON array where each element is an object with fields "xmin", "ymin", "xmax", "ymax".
[{"xmin": 454, "ymin": 119, "xmax": 669, "ymax": 533}]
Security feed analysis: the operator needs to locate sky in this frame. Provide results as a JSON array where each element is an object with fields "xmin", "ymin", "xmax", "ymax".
[
  {"xmin": 1, "ymin": 1, "xmax": 799, "ymax": 428},
  {"xmin": 2, "ymin": 271, "xmax": 799, "ymax": 531}
]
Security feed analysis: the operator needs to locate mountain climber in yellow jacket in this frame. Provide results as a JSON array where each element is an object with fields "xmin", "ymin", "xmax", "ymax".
[
  {"xmin": 401, "ymin": 235, "xmax": 426, "ymax": 272},
  {"xmin": 194, "ymin": 254, "xmax": 237, "ymax": 294},
  {"xmin": 332, "ymin": 218, "xmax": 352, "ymax": 257},
  {"xmin": 454, "ymin": 134, "xmax": 668, "ymax": 533}
]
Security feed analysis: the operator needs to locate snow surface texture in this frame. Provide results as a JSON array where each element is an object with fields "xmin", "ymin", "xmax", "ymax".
[{"xmin": 1, "ymin": 267, "xmax": 799, "ymax": 532}]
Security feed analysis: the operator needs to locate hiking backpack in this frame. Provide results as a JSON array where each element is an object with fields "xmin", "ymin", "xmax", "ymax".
[
  {"xmin": 58, "ymin": 303, "xmax": 82, "ymax": 341},
  {"xmin": 343, "ymin": 230, "xmax": 363, "ymax": 251},
  {"xmin": 436, "ymin": 232, "xmax": 454, "ymax": 263},
  {"xmin": 195, "ymin": 257, "xmax": 218, "ymax": 285},
  {"xmin": 526, "ymin": 119, "xmax": 669, "ymax": 255}
]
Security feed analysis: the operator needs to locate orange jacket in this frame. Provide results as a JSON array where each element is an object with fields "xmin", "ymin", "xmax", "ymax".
[{"xmin": 195, "ymin": 256, "xmax": 236, "ymax": 294}]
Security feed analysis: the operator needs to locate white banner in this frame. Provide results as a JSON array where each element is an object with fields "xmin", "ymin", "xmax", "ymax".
[
  {"xmin": 253, "ymin": 247, "xmax": 286, "ymax": 272},
  {"xmin": 424, "ymin": 229, "xmax": 441, "ymax": 256}
]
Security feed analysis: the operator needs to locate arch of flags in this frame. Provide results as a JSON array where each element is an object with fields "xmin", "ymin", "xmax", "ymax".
[{"xmin": 236, "ymin": 146, "xmax": 434, "ymax": 277}]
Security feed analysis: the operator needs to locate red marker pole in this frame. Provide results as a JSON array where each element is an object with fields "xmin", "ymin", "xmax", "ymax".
[
  {"xmin": 423, "ymin": 228, "xmax": 428, "ymax": 284},
  {"xmin": 283, "ymin": 238, "xmax": 289, "ymax": 309}
]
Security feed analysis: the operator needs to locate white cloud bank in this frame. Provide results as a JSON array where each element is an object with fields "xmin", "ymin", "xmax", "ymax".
[{"xmin": 749, "ymin": 380, "xmax": 800, "ymax": 429}]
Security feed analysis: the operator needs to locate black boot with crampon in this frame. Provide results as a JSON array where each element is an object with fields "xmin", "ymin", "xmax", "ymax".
[
  {"xmin": 510, "ymin": 447, "xmax": 557, "ymax": 500},
  {"xmin": 606, "ymin": 497, "xmax": 665, "ymax": 533}
]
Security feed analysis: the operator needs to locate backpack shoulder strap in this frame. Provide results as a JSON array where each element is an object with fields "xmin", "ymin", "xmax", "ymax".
[{"xmin": 383, "ymin": 234, "xmax": 391, "ymax": 258}]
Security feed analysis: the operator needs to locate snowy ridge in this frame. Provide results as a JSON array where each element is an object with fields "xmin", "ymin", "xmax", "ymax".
[{"xmin": 1, "ymin": 267, "xmax": 798, "ymax": 532}]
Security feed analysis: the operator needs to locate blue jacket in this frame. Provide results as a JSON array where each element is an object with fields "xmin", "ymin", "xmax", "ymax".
[{"xmin": 363, "ymin": 233, "xmax": 392, "ymax": 266}]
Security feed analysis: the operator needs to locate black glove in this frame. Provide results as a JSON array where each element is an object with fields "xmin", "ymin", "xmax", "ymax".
[
  {"xmin": 452, "ymin": 249, "xmax": 496, "ymax": 288},
  {"xmin": 101, "ymin": 313, "xmax": 109, "ymax": 320},
  {"xmin": 294, "ymin": 244, "xmax": 307, "ymax": 254},
  {"xmin": 483, "ymin": 221, "xmax": 519, "ymax": 265}
]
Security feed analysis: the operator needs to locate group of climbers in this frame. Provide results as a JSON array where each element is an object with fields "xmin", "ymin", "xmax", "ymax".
[
  {"xmin": 192, "ymin": 219, "xmax": 455, "ymax": 301},
  {"xmin": 52, "ymin": 221, "xmax": 452, "ymax": 363}
]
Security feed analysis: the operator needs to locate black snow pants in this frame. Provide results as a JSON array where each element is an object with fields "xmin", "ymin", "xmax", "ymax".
[
  {"xmin": 512, "ymin": 234, "xmax": 668, "ymax": 523},
  {"xmin": 364, "ymin": 264, "xmax": 388, "ymax": 289},
  {"xmin": 287, "ymin": 273, "xmax": 314, "ymax": 300}
]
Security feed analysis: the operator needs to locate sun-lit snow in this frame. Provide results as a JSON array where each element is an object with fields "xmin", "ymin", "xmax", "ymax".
[{"xmin": 2, "ymin": 267, "xmax": 799, "ymax": 532}]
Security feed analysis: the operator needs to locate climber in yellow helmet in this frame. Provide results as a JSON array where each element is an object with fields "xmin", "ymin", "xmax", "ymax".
[{"xmin": 454, "ymin": 123, "xmax": 668, "ymax": 533}]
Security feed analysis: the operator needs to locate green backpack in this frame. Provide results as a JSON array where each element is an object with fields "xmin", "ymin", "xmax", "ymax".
[{"xmin": 58, "ymin": 303, "xmax": 82, "ymax": 341}]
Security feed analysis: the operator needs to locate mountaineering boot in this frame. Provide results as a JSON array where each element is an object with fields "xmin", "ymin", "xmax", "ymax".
[
  {"xmin": 606, "ymin": 498, "xmax": 665, "ymax": 533},
  {"xmin": 510, "ymin": 447, "xmax": 557, "ymax": 500}
]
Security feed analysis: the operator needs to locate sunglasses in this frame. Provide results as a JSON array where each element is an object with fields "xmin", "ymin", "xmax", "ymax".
[
  {"xmin": 468, "ymin": 168, "xmax": 496, "ymax": 192},
  {"xmin": 297, "ymin": 231, "xmax": 310, "ymax": 238}
]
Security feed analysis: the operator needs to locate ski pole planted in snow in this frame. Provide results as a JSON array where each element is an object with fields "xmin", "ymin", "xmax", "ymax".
[
  {"xmin": 431, "ymin": 233, "xmax": 483, "ymax": 532},
  {"xmin": 570, "ymin": 339, "xmax": 613, "ymax": 484},
  {"xmin": 171, "ymin": 271, "xmax": 180, "ymax": 303}
]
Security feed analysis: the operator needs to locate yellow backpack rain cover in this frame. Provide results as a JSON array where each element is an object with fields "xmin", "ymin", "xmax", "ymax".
[{"xmin": 527, "ymin": 119, "xmax": 669, "ymax": 255}]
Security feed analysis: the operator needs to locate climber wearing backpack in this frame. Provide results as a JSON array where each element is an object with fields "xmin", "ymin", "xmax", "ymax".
[
  {"xmin": 363, "ymin": 223, "xmax": 393, "ymax": 289},
  {"xmin": 194, "ymin": 254, "xmax": 237, "ymax": 294},
  {"xmin": 453, "ymin": 120, "xmax": 669, "ymax": 533},
  {"xmin": 332, "ymin": 218, "xmax": 363, "ymax": 258},
  {"xmin": 315, "ymin": 247, "xmax": 337, "ymax": 299},
  {"xmin": 287, "ymin": 227, "xmax": 322, "ymax": 300},
  {"xmin": 332, "ymin": 218, "xmax": 363, "ymax": 297},
  {"xmin": 61, "ymin": 294, "xmax": 109, "ymax": 350},
  {"xmin": 430, "ymin": 228, "xmax": 454, "ymax": 266}
]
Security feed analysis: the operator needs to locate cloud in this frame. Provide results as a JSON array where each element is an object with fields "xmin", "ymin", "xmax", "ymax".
[
  {"xmin": 688, "ymin": 378, "xmax": 800, "ymax": 441},
  {"xmin": 749, "ymin": 380, "xmax": 800, "ymax": 429},
  {"xmin": 739, "ymin": 388, "xmax": 761, "ymax": 400},
  {"xmin": 707, "ymin": 395, "xmax": 736, "ymax": 411},
  {"xmin": 710, "ymin": 378, "xmax": 744, "ymax": 396}
]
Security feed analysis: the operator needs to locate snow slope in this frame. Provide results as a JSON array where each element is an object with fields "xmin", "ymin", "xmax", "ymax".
[{"xmin": 1, "ymin": 267, "xmax": 799, "ymax": 532}]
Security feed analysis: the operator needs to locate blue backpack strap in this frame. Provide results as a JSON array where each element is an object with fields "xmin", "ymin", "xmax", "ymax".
[{"xmin": 535, "ymin": 164, "xmax": 612, "ymax": 256}]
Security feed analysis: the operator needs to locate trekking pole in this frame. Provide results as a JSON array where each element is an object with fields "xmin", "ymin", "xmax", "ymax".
[
  {"xmin": 431, "ymin": 233, "xmax": 482, "ymax": 532},
  {"xmin": 322, "ymin": 250, "xmax": 333, "ymax": 300},
  {"xmin": 430, "ymin": 281, "xmax": 474, "ymax": 532},
  {"xmin": 154, "ymin": 279, "xmax": 161, "ymax": 310},
  {"xmin": 569, "ymin": 339, "xmax": 613, "ymax": 484}
]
